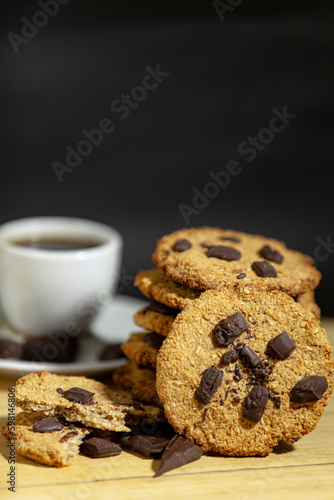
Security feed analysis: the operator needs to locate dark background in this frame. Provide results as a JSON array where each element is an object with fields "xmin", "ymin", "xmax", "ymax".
[{"xmin": 1, "ymin": 1, "xmax": 333, "ymax": 314}]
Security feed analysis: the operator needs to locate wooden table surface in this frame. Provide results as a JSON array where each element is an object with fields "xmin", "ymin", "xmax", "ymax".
[{"xmin": 1, "ymin": 319, "xmax": 333, "ymax": 500}]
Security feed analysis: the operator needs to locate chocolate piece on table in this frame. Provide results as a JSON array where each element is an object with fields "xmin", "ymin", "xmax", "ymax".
[
  {"xmin": 121, "ymin": 435, "xmax": 170, "ymax": 459},
  {"xmin": 146, "ymin": 299, "xmax": 178, "ymax": 316},
  {"xmin": 144, "ymin": 332, "xmax": 165, "ymax": 350},
  {"xmin": 0, "ymin": 339, "xmax": 23, "ymax": 359},
  {"xmin": 237, "ymin": 273, "xmax": 246, "ymax": 279},
  {"xmin": 99, "ymin": 344, "xmax": 125, "ymax": 361},
  {"xmin": 239, "ymin": 346, "xmax": 261, "ymax": 368},
  {"xmin": 213, "ymin": 312, "xmax": 248, "ymax": 347},
  {"xmin": 259, "ymin": 245, "xmax": 284, "ymax": 264},
  {"xmin": 207, "ymin": 245, "xmax": 241, "ymax": 261},
  {"xmin": 173, "ymin": 239, "xmax": 192, "ymax": 252},
  {"xmin": 252, "ymin": 261, "xmax": 277, "ymax": 278},
  {"xmin": 195, "ymin": 366, "xmax": 223, "ymax": 405},
  {"xmin": 267, "ymin": 332, "xmax": 296, "ymax": 360},
  {"xmin": 63, "ymin": 387, "xmax": 95, "ymax": 404},
  {"xmin": 22, "ymin": 332, "xmax": 78, "ymax": 363},
  {"xmin": 243, "ymin": 385, "xmax": 269, "ymax": 422},
  {"xmin": 290, "ymin": 375, "xmax": 328, "ymax": 403},
  {"xmin": 80, "ymin": 437, "xmax": 121, "ymax": 458},
  {"xmin": 221, "ymin": 349, "xmax": 239, "ymax": 365},
  {"xmin": 33, "ymin": 416, "xmax": 63, "ymax": 433},
  {"xmin": 154, "ymin": 435, "xmax": 203, "ymax": 477}
]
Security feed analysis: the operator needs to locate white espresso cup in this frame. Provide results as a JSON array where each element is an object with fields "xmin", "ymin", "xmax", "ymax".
[{"xmin": 0, "ymin": 217, "xmax": 123, "ymax": 336}]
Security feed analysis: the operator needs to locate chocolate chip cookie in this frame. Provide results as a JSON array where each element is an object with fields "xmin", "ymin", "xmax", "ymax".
[
  {"xmin": 152, "ymin": 228, "xmax": 321, "ymax": 295},
  {"xmin": 156, "ymin": 284, "xmax": 333, "ymax": 456},
  {"xmin": 134, "ymin": 300, "xmax": 179, "ymax": 337},
  {"xmin": 121, "ymin": 332, "xmax": 164, "ymax": 368}
]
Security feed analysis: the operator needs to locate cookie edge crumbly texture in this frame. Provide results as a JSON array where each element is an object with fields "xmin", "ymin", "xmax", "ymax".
[
  {"xmin": 135, "ymin": 268, "xmax": 201, "ymax": 310},
  {"xmin": 156, "ymin": 285, "xmax": 334, "ymax": 456},
  {"xmin": 113, "ymin": 362, "xmax": 159, "ymax": 406},
  {"xmin": 2, "ymin": 412, "xmax": 90, "ymax": 467},
  {"xmin": 121, "ymin": 332, "xmax": 159, "ymax": 368},
  {"xmin": 152, "ymin": 227, "xmax": 321, "ymax": 295},
  {"xmin": 296, "ymin": 291, "xmax": 321, "ymax": 320},
  {"xmin": 15, "ymin": 371, "xmax": 161, "ymax": 432},
  {"xmin": 133, "ymin": 309, "xmax": 174, "ymax": 337}
]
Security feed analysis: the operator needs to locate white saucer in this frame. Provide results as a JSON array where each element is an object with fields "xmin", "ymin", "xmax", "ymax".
[{"xmin": 0, "ymin": 295, "xmax": 146, "ymax": 378}]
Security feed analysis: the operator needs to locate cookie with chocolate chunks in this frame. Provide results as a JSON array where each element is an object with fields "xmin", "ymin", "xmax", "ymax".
[
  {"xmin": 156, "ymin": 284, "xmax": 333, "ymax": 456},
  {"xmin": 133, "ymin": 303, "xmax": 179, "ymax": 337},
  {"xmin": 152, "ymin": 227, "xmax": 320, "ymax": 295},
  {"xmin": 15, "ymin": 371, "xmax": 162, "ymax": 433}
]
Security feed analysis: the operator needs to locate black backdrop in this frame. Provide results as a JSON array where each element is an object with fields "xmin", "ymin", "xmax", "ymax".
[{"xmin": 1, "ymin": 1, "xmax": 334, "ymax": 314}]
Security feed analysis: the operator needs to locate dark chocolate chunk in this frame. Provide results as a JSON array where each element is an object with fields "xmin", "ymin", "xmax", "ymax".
[
  {"xmin": 240, "ymin": 346, "xmax": 261, "ymax": 368},
  {"xmin": 154, "ymin": 435, "xmax": 203, "ymax": 477},
  {"xmin": 22, "ymin": 332, "xmax": 78, "ymax": 363},
  {"xmin": 237, "ymin": 273, "xmax": 246, "ymax": 279},
  {"xmin": 207, "ymin": 245, "xmax": 241, "ymax": 261},
  {"xmin": 173, "ymin": 239, "xmax": 192, "ymax": 252},
  {"xmin": 146, "ymin": 299, "xmax": 179, "ymax": 316},
  {"xmin": 121, "ymin": 435, "xmax": 169, "ymax": 459},
  {"xmin": 60, "ymin": 430, "xmax": 79, "ymax": 442},
  {"xmin": 213, "ymin": 312, "xmax": 248, "ymax": 347},
  {"xmin": 99, "ymin": 343, "xmax": 125, "ymax": 361},
  {"xmin": 243, "ymin": 385, "xmax": 269, "ymax": 422},
  {"xmin": 233, "ymin": 396, "xmax": 241, "ymax": 403},
  {"xmin": 0, "ymin": 339, "xmax": 23, "ymax": 359},
  {"xmin": 33, "ymin": 417, "xmax": 63, "ymax": 433},
  {"xmin": 290, "ymin": 376, "xmax": 328, "ymax": 403},
  {"xmin": 249, "ymin": 361, "xmax": 272, "ymax": 385},
  {"xmin": 272, "ymin": 396, "xmax": 281, "ymax": 409},
  {"xmin": 80, "ymin": 437, "xmax": 121, "ymax": 458},
  {"xmin": 220, "ymin": 236, "xmax": 241, "ymax": 243},
  {"xmin": 63, "ymin": 387, "xmax": 95, "ymax": 404},
  {"xmin": 144, "ymin": 332, "xmax": 165, "ymax": 350},
  {"xmin": 259, "ymin": 245, "xmax": 284, "ymax": 264},
  {"xmin": 252, "ymin": 261, "xmax": 277, "ymax": 278},
  {"xmin": 57, "ymin": 388, "xmax": 64, "ymax": 394},
  {"xmin": 267, "ymin": 332, "xmax": 296, "ymax": 360},
  {"xmin": 195, "ymin": 366, "xmax": 223, "ymax": 405},
  {"xmin": 233, "ymin": 365, "xmax": 243, "ymax": 382},
  {"xmin": 221, "ymin": 349, "xmax": 239, "ymax": 365}
]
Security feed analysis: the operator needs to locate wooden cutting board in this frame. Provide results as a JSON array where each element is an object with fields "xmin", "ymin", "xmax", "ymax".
[{"xmin": 0, "ymin": 319, "xmax": 333, "ymax": 500}]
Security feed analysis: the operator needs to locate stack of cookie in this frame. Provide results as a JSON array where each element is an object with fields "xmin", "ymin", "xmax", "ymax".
[{"xmin": 114, "ymin": 227, "xmax": 334, "ymax": 456}]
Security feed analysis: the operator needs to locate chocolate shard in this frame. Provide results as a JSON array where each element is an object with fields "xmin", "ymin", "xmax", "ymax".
[
  {"xmin": 33, "ymin": 416, "xmax": 63, "ymax": 433},
  {"xmin": 80, "ymin": 437, "xmax": 121, "ymax": 458},
  {"xmin": 173, "ymin": 239, "xmax": 192, "ymax": 252},
  {"xmin": 195, "ymin": 366, "xmax": 223, "ymax": 405},
  {"xmin": 146, "ymin": 299, "xmax": 179, "ymax": 316},
  {"xmin": 99, "ymin": 343, "xmax": 125, "ymax": 361},
  {"xmin": 0, "ymin": 339, "xmax": 23, "ymax": 359},
  {"xmin": 219, "ymin": 236, "xmax": 241, "ymax": 243},
  {"xmin": 213, "ymin": 312, "xmax": 248, "ymax": 347},
  {"xmin": 243, "ymin": 385, "xmax": 269, "ymax": 423},
  {"xmin": 267, "ymin": 332, "xmax": 296, "ymax": 360},
  {"xmin": 290, "ymin": 376, "xmax": 328, "ymax": 403},
  {"xmin": 121, "ymin": 435, "xmax": 170, "ymax": 459},
  {"xmin": 144, "ymin": 332, "xmax": 165, "ymax": 350},
  {"xmin": 252, "ymin": 261, "xmax": 277, "ymax": 278},
  {"xmin": 259, "ymin": 245, "xmax": 284, "ymax": 264},
  {"xmin": 207, "ymin": 245, "xmax": 241, "ymax": 261},
  {"xmin": 63, "ymin": 387, "xmax": 95, "ymax": 404},
  {"xmin": 221, "ymin": 348, "xmax": 239, "ymax": 365},
  {"xmin": 237, "ymin": 273, "xmax": 246, "ymax": 279},
  {"xmin": 239, "ymin": 346, "xmax": 262, "ymax": 368},
  {"xmin": 154, "ymin": 435, "xmax": 203, "ymax": 477}
]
